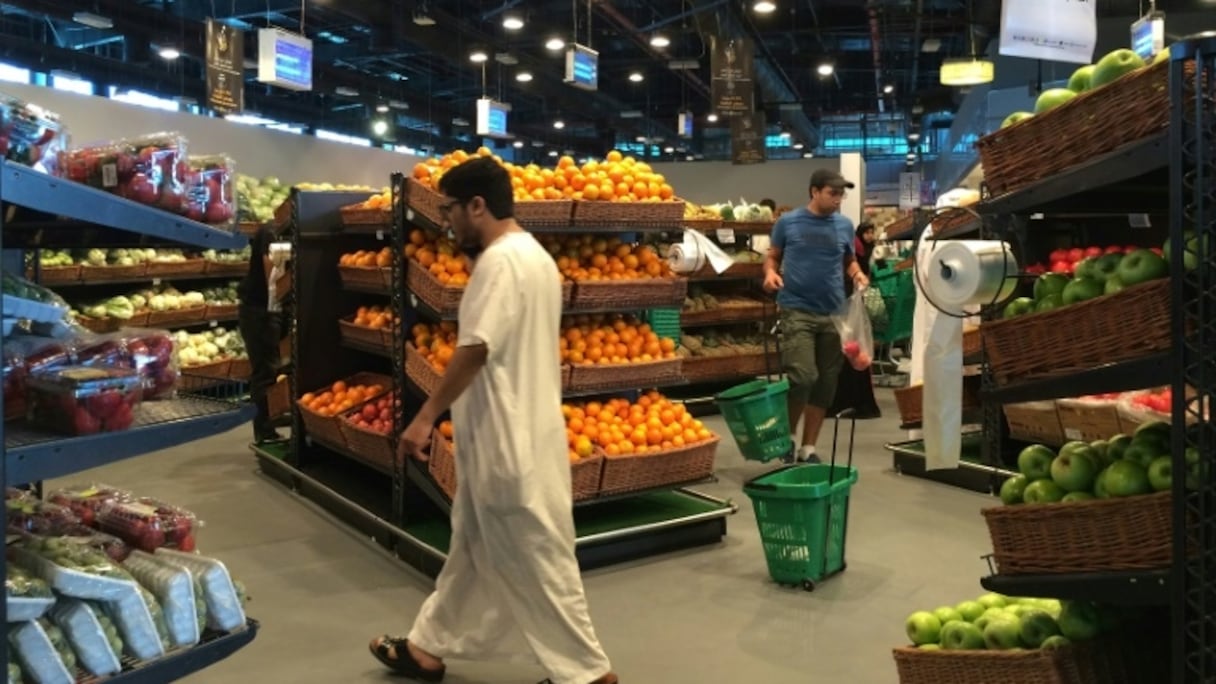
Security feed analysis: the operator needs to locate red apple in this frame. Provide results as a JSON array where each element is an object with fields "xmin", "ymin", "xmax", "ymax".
[
  {"xmin": 1049, "ymin": 249, "xmax": 1069, "ymax": 263},
  {"xmin": 1105, "ymin": 245, "xmax": 1124, "ymax": 255},
  {"xmin": 1051, "ymin": 260, "xmax": 1073, "ymax": 274},
  {"xmin": 1084, "ymin": 246, "xmax": 1103, "ymax": 258},
  {"xmin": 1068, "ymin": 248, "xmax": 1085, "ymax": 262}
]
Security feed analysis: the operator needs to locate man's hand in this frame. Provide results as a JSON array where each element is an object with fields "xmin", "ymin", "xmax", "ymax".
[
  {"xmin": 853, "ymin": 271, "xmax": 870, "ymax": 291},
  {"xmin": 763, "ymin": 270, "xmax": 784, "ymax": 293},
  {"xmin": 397, "ymin": 417, "xmax": 433, "ymax": 463}
]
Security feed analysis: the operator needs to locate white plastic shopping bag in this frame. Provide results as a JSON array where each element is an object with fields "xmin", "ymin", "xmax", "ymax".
[{"xmin": 832, "ymin": 289, "xmax": 874, "ymax": 371}]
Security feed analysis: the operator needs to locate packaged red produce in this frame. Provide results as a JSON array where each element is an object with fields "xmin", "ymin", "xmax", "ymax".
[
  {"xmin": 61, "ymin": 132, "xmax": 189, "ymax": 213},
  {"xmin": 119, "ymin": 329, "xmax": 179, "ymax": 400},
  {"xmin": 46, "ymin": 484, "xmax": 132, "ymax": 527},
  {"xmin": 29, "ymin": 526, "xmax": 134, "ymax": 563},
  {"xmin": 97, "ymin": 499, "xmax": 199, "ymax": 553},
  {"xmin": 185, "ymin": 155, "xmax": 236, "ymax": 229},
  {"xmin": 6, "ymin": 498, "xmax": 79, "ymax": 534},
  {"xmin": 74, "ymin": 337, "xmax": 133, "ymax": 369},
  {"xmin": 0, "ymin": 92, "xmax": 68, "ymax": 176},
  {"xmin": 4, "ymin": 343, "xmax": 26, "ymax": 421},
  {"xmin": 26, "ymin": 365, "xmax": 143, "ymax": 436}
]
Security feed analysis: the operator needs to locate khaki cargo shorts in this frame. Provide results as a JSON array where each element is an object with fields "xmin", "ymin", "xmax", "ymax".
[{"xmin": 779, "ymin": 308, "xmax": 844, "ymax": 410}]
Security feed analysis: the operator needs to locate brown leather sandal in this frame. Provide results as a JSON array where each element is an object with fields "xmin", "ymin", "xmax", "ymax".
[{"xmin": 368, "ymin": 635, "xmax": 445, "ymax": 682}]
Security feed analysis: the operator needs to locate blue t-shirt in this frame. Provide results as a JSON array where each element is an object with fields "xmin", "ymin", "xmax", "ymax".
[{"xmin": 772, "ymin": 208, "xmax": 855, "ymax": 316}]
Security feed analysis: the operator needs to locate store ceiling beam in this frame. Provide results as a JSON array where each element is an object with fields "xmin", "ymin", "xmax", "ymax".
[{"xmin": 590, "ymin": 1, "xmax": 711, "ymax": 99}]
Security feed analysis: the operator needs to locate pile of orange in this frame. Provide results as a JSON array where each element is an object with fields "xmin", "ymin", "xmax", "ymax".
[
  {"xmin": 339, "ymin": 247, "xmax": 393, "ymax": 269},
  {"xmin": 411, "ymin": 322, "xmax": 459, "ymax": 373},
  {"xmin": 358, "ymin": 189, "xmax": 392, "ymax": 210},
  {"xmin": 540, "ymin": 235, "xmax": 670, "ymax": 282},
  {"xmin": 300, "ymin": 379, "xmax": 387, "ymax": 417},
  {"xmin": 560, "ymin": 315, "xmax": 678, "ymax": 366},
  {"xmin": 407, "ymin": 227, "xmax": 470, "ymax": 286},
  {"xmin": 411, "ymin": 146, "xmax": 501, "ymax": 192},
  {"xmin": 563, "ymin": 392, "xmax": 714, "ymax": 462},
  {"xmin": 351, "ymin": 305, "xmax": 396, "ymax": 330}
]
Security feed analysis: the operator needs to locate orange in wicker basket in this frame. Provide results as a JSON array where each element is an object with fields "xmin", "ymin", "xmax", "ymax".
[
  {"xmin": 297, "ymin": 372, "xmax": 392, "ymax": 451},
  {"xmin": 428, "ymin": 429, "xmax": 604, "ymax": 502}
]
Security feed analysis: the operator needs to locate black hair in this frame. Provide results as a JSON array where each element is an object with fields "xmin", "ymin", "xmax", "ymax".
[
  {"xmin": 759, "ymin": 198, "xmax": 777, "ymax": 211},
  {"xmin": 437, "ymin": 156, "xmax": 515, "ymax": 220},
  {"xmin": 856, "ymin": 221, "xmax": 875, "ymax": 239}
]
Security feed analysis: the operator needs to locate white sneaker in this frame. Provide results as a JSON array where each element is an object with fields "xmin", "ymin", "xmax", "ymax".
[{"xmin": 796, "ymin": 446, "xmax": 821, "ymax": 464}]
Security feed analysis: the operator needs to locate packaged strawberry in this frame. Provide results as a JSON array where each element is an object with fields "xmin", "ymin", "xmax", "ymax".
[
  {"xmin": 26, "ymin": 365, "xmax": 143, "ymax": 436},
  {"xmin": 117, "ymin": 329, "xmax": 179, "ymax": 400},
  {"xmin": 61, "ymin": 132, "xmax": 189, "ymax": 213},
  {"xmin": 97, "ymin": 498, "xmax": 200, "ymax": 553},
  {"xmin": 6, "ymin": 498, "xmax": 79, "ymax": 534},
  {"xmin": 46, "ymin": 484, "xmax": 132, "ymax": 527}
]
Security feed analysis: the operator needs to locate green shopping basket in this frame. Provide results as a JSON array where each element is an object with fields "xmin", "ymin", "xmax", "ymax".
[
  {"xmin": 742, "ymin": 412, "xmax": 859, "ymax": 591},
  {"xmin": 715, "ymin": 378, "xmax": 794, "ymax": 462}
]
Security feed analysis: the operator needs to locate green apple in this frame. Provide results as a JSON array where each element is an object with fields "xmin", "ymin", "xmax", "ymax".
[
  {"xmin": 1090, "ymin": 439, "xmax": 1112, "ymax": 467},
  {"xmin": 1104, "ymin": 275, "xmax": 1125, "ymax": 296},
  {"xmin": 1117, "ymin": 249, "xmax": 1168, "ymax": 287},
  {"xmin": 999, "ymin": 474, "xmax": 1029, "ymax": 505},
  {"xmin": 919, "ymin": 643, "xmax": 942, "ymax": 650},
  {"xmin": 1104, "ymin": 460, "xmax": 1152, "ymax": 497},
  {"xmin": 1003, "ymin": 296, "xmax": 1036, "ymax": 319},
  {"xmin": 1091, "ymin": 48, "xmax": 1147, "ymax": 89},
  {"xmin": 1062, "ymin": 277, "xmax": 1104, "ymax": 304},
  {"xmin": 1001, "ymin": 111, "xmax": 1035, "ymax": 129},
  {"xmin": 1035, "ymin": 293, "xmax": 1063, "ymax": 313},
  {"xmin": 1051, "ymin": 447, "xmax": 1100, "ymax": 492},
  {"xmin": 1107, "ymin": 434, "xmax": 1133, "ymax": 461},
  {"xmin": 1134, "ymin": 420, "xmax": 1171, "ymax": 444},
  {"xmin": 1035, "ymin": 87, "xmax": 1079, "ymax": 114},
  {"xmin": 1040, "ymin": 635, "xmax": 1072, "ymax": 650},
  {"xmin": 1023, "ymin": 478, "xmax": 1067, "ymax": 503},
  {"xmin": 955, "ymin": 600, "xmax": 986, "ymax": 622},
  {"xmin": 933, "ymin": 606, "xmax": 964, "ymax": 625},
  {"xmin": 940, "ymin": 621, "xmax": 986, "ymax": 650},
  {"xmin": 1148, "ymin": 455, "xmax": 1173, "ymax": 492},
  {"xmin": 1122, "ymin": 442, "xmax": 1160, "ymax": 469},
  {"xmin": 1018, "ymin": 444, "xmax": 1056, "ymax": 480},
  {"xmin": 1057, "ymin": 600, "xmax": 1102, "ymax": 640},
  {"xmin": 1185, "ymin": 446, "xmax": 1203, "ymax": 490},
  {"xmin": 1067, "ymin": 64, "xmax": 1096, "ymax": 92},
  {"xmin": 1062, "ymin": 491, "xmax": 1096, "ymax": 503},
  {"xmin": 1094, "ymin": 467, "xmax": 1112, "ymax": 498},
  {"xmin": 1033, "ymin": 273, "xmax": 1069, "ymax": 301},
  {"xmin": 983, "ymin": 615, "xmax": 1024, "ymax": 650},
  {"xmin": 1093, "ymin": 253, "xmax": 1123, "ymax": 282},
  {"xmin": 906, "ymin": 611, "xmax": 943, "ymax": 646},
  {"xmin": 973, "ymin": 607, "xmax": 1010, "ymax": 632},
  {"xmin": 977, "ymin": 593, "xmax": 1009, "ymax": 610},
  {"xmin": 1018, "ymin": 609, "xmax": 1062, "ymax": 647},
  {"xmin": 1036, "ymin": 599, "xmax": 1062, "ymax": 618},
  {"xmin": 1153, "ymin": 47, "xmax": 1171, "ymax": 65}
]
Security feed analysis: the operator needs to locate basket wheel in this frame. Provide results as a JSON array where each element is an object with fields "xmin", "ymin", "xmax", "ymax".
[{"xmin": 801, "ymin": 579, "xmax": 815, "ymax": 592}]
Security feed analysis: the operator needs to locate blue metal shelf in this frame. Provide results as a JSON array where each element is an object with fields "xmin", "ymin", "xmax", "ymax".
[
  {"xmin": 6, "ymin": 396, "xmax": 254, "ymax": 484},
  {"xmin": 104, "ymin": 620, "xmax": 259, "ymax": 682},
  {"xmin": 1, "ymin": 161, "xmax": 248, "ymax": 250}
]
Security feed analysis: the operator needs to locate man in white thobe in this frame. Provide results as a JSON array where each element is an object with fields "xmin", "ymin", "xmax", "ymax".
[{"xmin": 369, "ymin": 156, "xmax": 617, "ymax": 684}]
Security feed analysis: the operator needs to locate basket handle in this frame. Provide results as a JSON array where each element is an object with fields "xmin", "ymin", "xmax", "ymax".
[{"xmin": 742, "ymin": 463, "xmax": 801, "ymax": 492}]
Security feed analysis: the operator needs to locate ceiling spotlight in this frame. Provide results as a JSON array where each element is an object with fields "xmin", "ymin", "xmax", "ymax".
[
  {"xmin": 469, "ymin": 49, "xmax": 488, "ymax": 63},
  {"xmin": 516, "ymin": 71, "xmax": 533, "ymax": 82},
  {"xmin": 883, "ymin": 84, "xmax": 895, "ymax": 94},
  {"xmin": 376, "ymin": 104, "xmax": 390, "ymax": 113},
  {"xmin": 650, "ymin": 34, "xmax": 671, "ymax": 48},
  {"xmin": 513, "ymin": 140, "xmax": 525, "ymax": 148},
  {"xmin": 802, "ymin": 152, "xmax": 815, "ymax": 159},
  {"xmin": 707, "ymin": 113, "xmax": 719, "ymax": 123},
  {"xmin": 908, "ymin": 132, "xmax": 921, "ymax": 142},
  {"xmin": 548, "ymin": 150, "xmax": 559, "ymax": 157},
  {"xmin": 817, "ymin": 63, "xmax": 834, "ymax": 77},
  {"xmin": 502, "ymin": 13, "xmax": 524, "ymax": 30},
  {"xmin": 629, "ymin": 72, "xmax": 644, "ymax": 83},
  {"xmin": 413, "ymin": 10, "xmax": 436, "ymax": 26},
  {"xmin": 72, "ymin": 11, "xmax": 113, "ymax": 29},
  {"xmin": 546, "ymin": 37, "xmax": 566, "ymax": 51},
  {"xmin": 335, "ymin": 86, "xmax": 360, "ymax": 97},
  {"xmin": 553, "ymin": 120, "xmax": 565, "ymax": 130},
  {"xmin": 636, "ymin": 135, "xmax": 647, "ymax": 143},
  {"xmin": 157, "ymin": 46, "xmax": 181, "ymax": 60},
  {"xmin": 753, "ymin": 1, "xmax": 777, "ymax": 13},
  {"xmin": 388, "ymin": 99, "xmax": 409, "ymax": 110},
  {"xmin": 793, "ymin": 142, "xmax": 804, "ymax": 150},
  {"xmin": 906, "ymin": 152, "xmax": 917, "ymax": 160},
  {"xmin": 664, "ymin": 146, "xmax": 674, "ymax": 153},
  {"xmin": 779, "ymin": 131, "xmax": 791, "ymax": 139},
  {"xmin": 372, "ymin": 120, "xmax": 389, "ymax": 136}
]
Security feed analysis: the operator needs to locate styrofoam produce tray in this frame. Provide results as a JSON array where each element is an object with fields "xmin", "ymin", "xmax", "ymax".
[
  {"xmin": 6, "ymin": 595, "xmax": 55, "ymax": 622},
  {"xmin": 11, "ymin": 548, "xmax": 134, "ymax": 601},
  {"xmin": 8, "ymin": 620, "xmax": 73, "ymax": 684},
  {"xmin": 123, "ymin": 551, "xmax": 199, "ymax": 647},
  {"xmin": 2, "ymin": 296, "xmax": 66, "ymax": 324},
  {"xmin": 155, "ymin": 548, "xmax": 245, "ymax": 631},
  {"xmin": 50, "ymin": 599, "xmax": 121, "ymax": 677}
]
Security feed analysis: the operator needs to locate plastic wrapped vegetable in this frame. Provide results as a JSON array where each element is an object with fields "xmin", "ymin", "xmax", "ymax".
[
  {"xmin": 156, "ymin": 548, "xmax": 246, "ymax": 631},
  {"xmin": 119, "ymin": 329, "xmax": 178, "ymax": 400},
  {"xmin": 0, "ymin": 93, "xmax": 68, "ymax": 176},
  {"xmin": 26, "ymin": 366, "xmax": 143, "ymax": 436},
  {"xmin": 49, "ymin": 599, "xmax": 121, "ymax": 677},
  {"xmin": 8, "ymin": 620, "xmax": 72, "ymax": 684},
  {"xmin": 61, "ymin": 132, "xmax": 189, "ymax": 213},
  {"xmin": 98, "ymin": 498, "xmax": 199, "ymax": 553},
  {"xmin": 185, "ymin": 155, "xmax": 237, "ymax": 228},
  {"xmin": 6, "ymin": 499, "xmax": 79, "ymax": 535},
  {"xmin": 122, "ymin": 551, "xmax": 199, "ymax": 647}
]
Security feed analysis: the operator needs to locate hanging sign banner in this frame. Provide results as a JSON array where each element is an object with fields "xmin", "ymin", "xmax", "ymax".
[
  {"xmin": 731, "ymin": 112, "xmax": 766, "ymax": 165},
  {"xmin": 205, "ymin": 19, "xmax": 245, "ymax": 114},
  {"xmin": 711, "ymin": 36, "xmax": 755, "ymax": 117},
  {"xmin": 998, "ymin": 0, "xmax": 1096, "ymax": 65}
]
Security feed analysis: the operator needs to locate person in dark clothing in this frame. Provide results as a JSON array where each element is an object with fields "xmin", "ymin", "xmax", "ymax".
[
  {"xmin": 831, "ymin": 222, "xmax": 882, "ymax": 420},
  {"xmin": 237, "ymin": 226, "xmax": 290, "ymax": 443}
]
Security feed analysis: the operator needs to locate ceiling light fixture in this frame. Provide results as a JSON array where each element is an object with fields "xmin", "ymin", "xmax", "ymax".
[
  {"xmin": 802, "ymin": 152, "xmax": 815, "ymax": 159},
  {"xmin": 516, "ymin": 71, "xmax": 533, "ymax": 82},
  {"xmin": 334, "ymin": 86, "xmax": 360, "ymax": 97},
  {"xmin": 908, "ymin": 132, "xmax": 921, "ymax": 142},
  {"xmin": 793, "ymin": 142, "xmax": 804, "ymax": 150},
  {"xmin": 469, "ymin": 49, "xmax": 488, "ymax": 63},
  {"xmin": 779, "ymin": 131, "xmax": 791, "ymax": 139},
  {"xmin": 376, "ymin": 104, "xmax": 389, "ymax": 113},
  {"xmin": 650, "ymin": 34, "xmax": 671, "ymax": 48},
  {"xmin": 753, "ymin": 1, "xmax": 777, "ymax": 13},
  {"xmin": 372, "ymin": 120, "xmax": 389, "ymax": 136},
  {"xmin": 546, "ymin": 37, "xmax": 566, "ymax": 51},
  {"xmin": 157, "ymin": 46, "xmax": 181, "ymax": 60},
  {"xmin": 707, "ymin": 113, "xmax": 719, "ymax": 123},
  {"xmin": 513, "ymin": 140, "xmax": 525, "ymax": 148},
  {"xmin": 883, "ymin": 84, "xmax": 894, "ymax": 94},
  {"xmin": 502, "ymin": 13, "xmax": 524, "ymax": 30},
  {"xmin": 413, "ymin": 9, "xmax": 436, "ymax": 26},
  {"xmin": 553, "ymin": 120, "xmax": 565, "ymax": 130},
  {"xmin": 72, "ymin": 11, "xmax": 113, "ymax": 29},
  {"xmin": 629, "ymin": 72, "xmax": 644, "ymax": 82},
  {"xmin": 664, "ymin": 146, "xmax": 675, "ymax": 153},
  {"xmin": 388, "ymin": 99, "xmax": 409, "ymax": 110},
  {"xmin": 817, "ymin": 63, "xmax": 834, "ymax": 77},
  {"xmin": 548, "ymin": 150, "xmax": 559, "ymax": 157},
  {"xmin": 940, "ymin": 57, "xmax": 994, "ymax": 86}
]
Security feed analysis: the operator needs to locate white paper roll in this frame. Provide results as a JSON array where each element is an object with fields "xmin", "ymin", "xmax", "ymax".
[{"xmin": 922, "ymin": 240, "xmax": 1019, "ymax": 314}]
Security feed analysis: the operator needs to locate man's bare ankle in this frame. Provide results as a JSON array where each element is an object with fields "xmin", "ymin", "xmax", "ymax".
[{"xmin": 407, "ymin": 641, "xmax": 444, "ymax": 669}]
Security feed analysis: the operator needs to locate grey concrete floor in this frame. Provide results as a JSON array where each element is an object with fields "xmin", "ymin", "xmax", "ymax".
[{"xmin": 47, "ymin": 390, "xmax": 1001, "ymax": 684}]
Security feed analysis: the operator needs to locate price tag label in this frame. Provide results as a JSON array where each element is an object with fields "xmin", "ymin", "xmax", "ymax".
[
  {"xmin": 406, "ymin": 209, "xmax": 416, "ymax": 222},
  {"xmin": 1128, "ymin": 214, "xmax": 1152, "ymax": 229},
  {"xmin": 1064, "ymin": 428, "xmax": 1083, "ymax": 441},
  {"xmin": 101, "ymin": 163, "xmax": 118, "ymax": 188},
  {"xmin": 716, "ymin": 228, "xmax": 736, "ymax": 244},
  {"xmin": 376, "ymin": 230, "xmax": 385, "ymax": 241},
  {"xmin": 152, "ymin": 278, "xmax": 162, "ymax": 286},
  {"xmin": 209, "ymin": 320, "xmax": 218, "ymax": 328}
]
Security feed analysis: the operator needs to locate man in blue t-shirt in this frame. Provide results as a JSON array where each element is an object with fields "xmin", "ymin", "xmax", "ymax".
[{"xmin": 764, "ymin": 169, "xmax": 869, "ymax": 462}]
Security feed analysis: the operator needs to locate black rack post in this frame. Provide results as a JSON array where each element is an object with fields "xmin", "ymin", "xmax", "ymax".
[
  {"xmin": 1171, "ymin": 33, "xmax": 1216, "ymax": 684},
  {"xmin": 390, "ymin": 172, "xmax": 407, "ymax": 528}
]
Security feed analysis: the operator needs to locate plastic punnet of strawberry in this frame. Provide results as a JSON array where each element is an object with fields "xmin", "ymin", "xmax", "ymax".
[
  {"xmin": 97, "ymin": 499, "xmax": 199, "ymax": 553},
  {"xmin": 45, "ymin": 484, "xmax": 133, "ymax": 528}
]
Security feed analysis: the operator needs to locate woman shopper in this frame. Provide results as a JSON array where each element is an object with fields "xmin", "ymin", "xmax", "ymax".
[{"xmin": 236, "ymin": 224, "xmax": 290, "ymax": 443}]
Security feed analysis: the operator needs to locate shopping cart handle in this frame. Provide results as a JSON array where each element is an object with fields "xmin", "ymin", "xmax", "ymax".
[
  {"xmin": 835, "ymin": 408, "xmax": 856, "ymax": 420},
  {"xmin": 742, "ymin": 464, "xmax": 803, "ymax": 492}
]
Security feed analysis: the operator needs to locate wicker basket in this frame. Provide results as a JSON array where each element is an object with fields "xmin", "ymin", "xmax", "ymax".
[
  {"xmin": 562, "ymin": 279, "xmax": 574, "ymax": 309},
  {"xmin": 515, "ymin": 200, "xmax": 574, "ymax": 228},
  {"xmin": 962, "ymin": 326, "xmax": 981, "ymax": 359},
  {"xmin": 238, "ymin": 221, "xmax": 261, "ymax": 236},
  {"xmin": 273, "ymin": 196, "xmax": 293, "ymax": 229},
  {"xmin": 26, "ymin": 265, "xmax": 81, "ymax": 284},
  {"xmin": 981, "ymin": 279, "xmax": 1171, "ymax": 386},
  {"xmin": 1055, "ymin": 398, "xmax": 1124, "ymax": 443},
  {"xmin": 267, "ymin": 376, "xmax": 291, "ymax": 418},
  {"xmin": 298, "ymin": 372, "xmax": 393, "ymax": 450},
  {"xmin": 895, "ymin": 377, "xmax": 982, "ymax": 425},
  {"xmin": 982, "ymin": 491, "xmax": 1172, "ymax": 574},
  {"xmin": 339, "ymin": 416, "xmax": 395, "ymax": 473},
  {"xmin": 178, "ymin": 360, "xmax": 232, "ymax": 392},
  {"xmin": 429, "ymin": 430, "xmax": 458, "ymax": 499},
  {"xmin": 572, "ymin": 199, "xmax": 685, "ymax": 227},
  {"xmin": 932, "ymin": 207, "xmax": 979, "ymax": 237},
  {"xmin": 690, "ymin": 262, "xmax": 764, "ymax": 280},
  {"xmin": 599, "ymin": 437, "xmax": 718, "ymax": 496},
  {"xmin": 726, "ymin": 220, "xmax": 775, "ymax": 234},
  {"xmin": 205, "ymin": 303, "xmax": 239, "ymax": 321},
  {"xmin": 571, "ymin": 454, "xmax": 605, "ymax": 502},
  {"xmin": 567, "ymin": 358, "xmax": 682, "ymax": 393},
  {"xmin": 405, "ymin": 342, "xmax": 444, "ymax": 396},
  {"xmin": 145, "ymin": 259, "xmax": 205, "ymax": 278},
  {"xmin": 1003, "ymin": 401, "xmax": 1066, "ymax": 446},
  {"xmin": 80, "ymin": 264, "xmax": 146, "ymax": 281},
  {"xmin": 339, "ymin": 318, "xmax": 392, "ymax": 353},
  {"xmin": 74, "ymin": 316, "xmax": 121, "ymax": 334},
  {"xmin": 407, "ymin": 262, "xmax": 465, "ymax": 317},
  {"xmin": 977, "ymin": 59, "xmax": 1186, "ymax": 198},
  {"xmin": 338, "ymin": 265, "xmax": 392, "ymax": 293},
  {"xmin": 561, "ymin": 364, "xmax": 572, "ymax": 391},
  {"xmin": 570, "ymin": 278, "xmax": 687, "ymax": 311},
  {"xmin": 203, "ymin": 260, "xmax": 249, "ymax": 277},
  {"xmin": 679, "ymin": 352, "xmax": 774, "ymax": 384},
  {"xmin": 128, "ymin": 310, "xmax": 150, "ymax": 327},
  {"xmin": 147, "ymin": 307, "xmax": 208, "ymax": 328},
  {"xmin": 892, "ymin": 643, "xmax": 1094, "ymax": 684},
  {"xmin": 228, "ymin": 357, "xmax": 252, "ymax": 380},
  {"xmin": 406, "ymin": 178, "xmax": 443, "ymax": 226},
  {"xmin": 680, "ymin": 302, "xmax": 766, "ymax": 326},
  {"xmin": 681, "ymin": 218, "xmax": 724, "ymax": 231},
  {"xmin": 339, "ymin": 203, "xmax": 391, "ymax": 228}
]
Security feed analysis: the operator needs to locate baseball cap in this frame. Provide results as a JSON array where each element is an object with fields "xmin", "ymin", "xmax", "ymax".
[{"xmin": 809, "ymin": 168, "xmax": 855, "ymax": 190}]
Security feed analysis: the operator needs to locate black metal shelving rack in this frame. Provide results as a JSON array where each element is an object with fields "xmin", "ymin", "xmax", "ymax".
[
  {"xmin": 254, "ymin": 180, "xmax": 736, "ymax": 580},
  {"xmin": 0, "ymin": 159, "xmax": 259, "ymax": 679},
  {"xmin": 956, "ymin": 36, "xmax": 1215, "ymax": 683}
]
